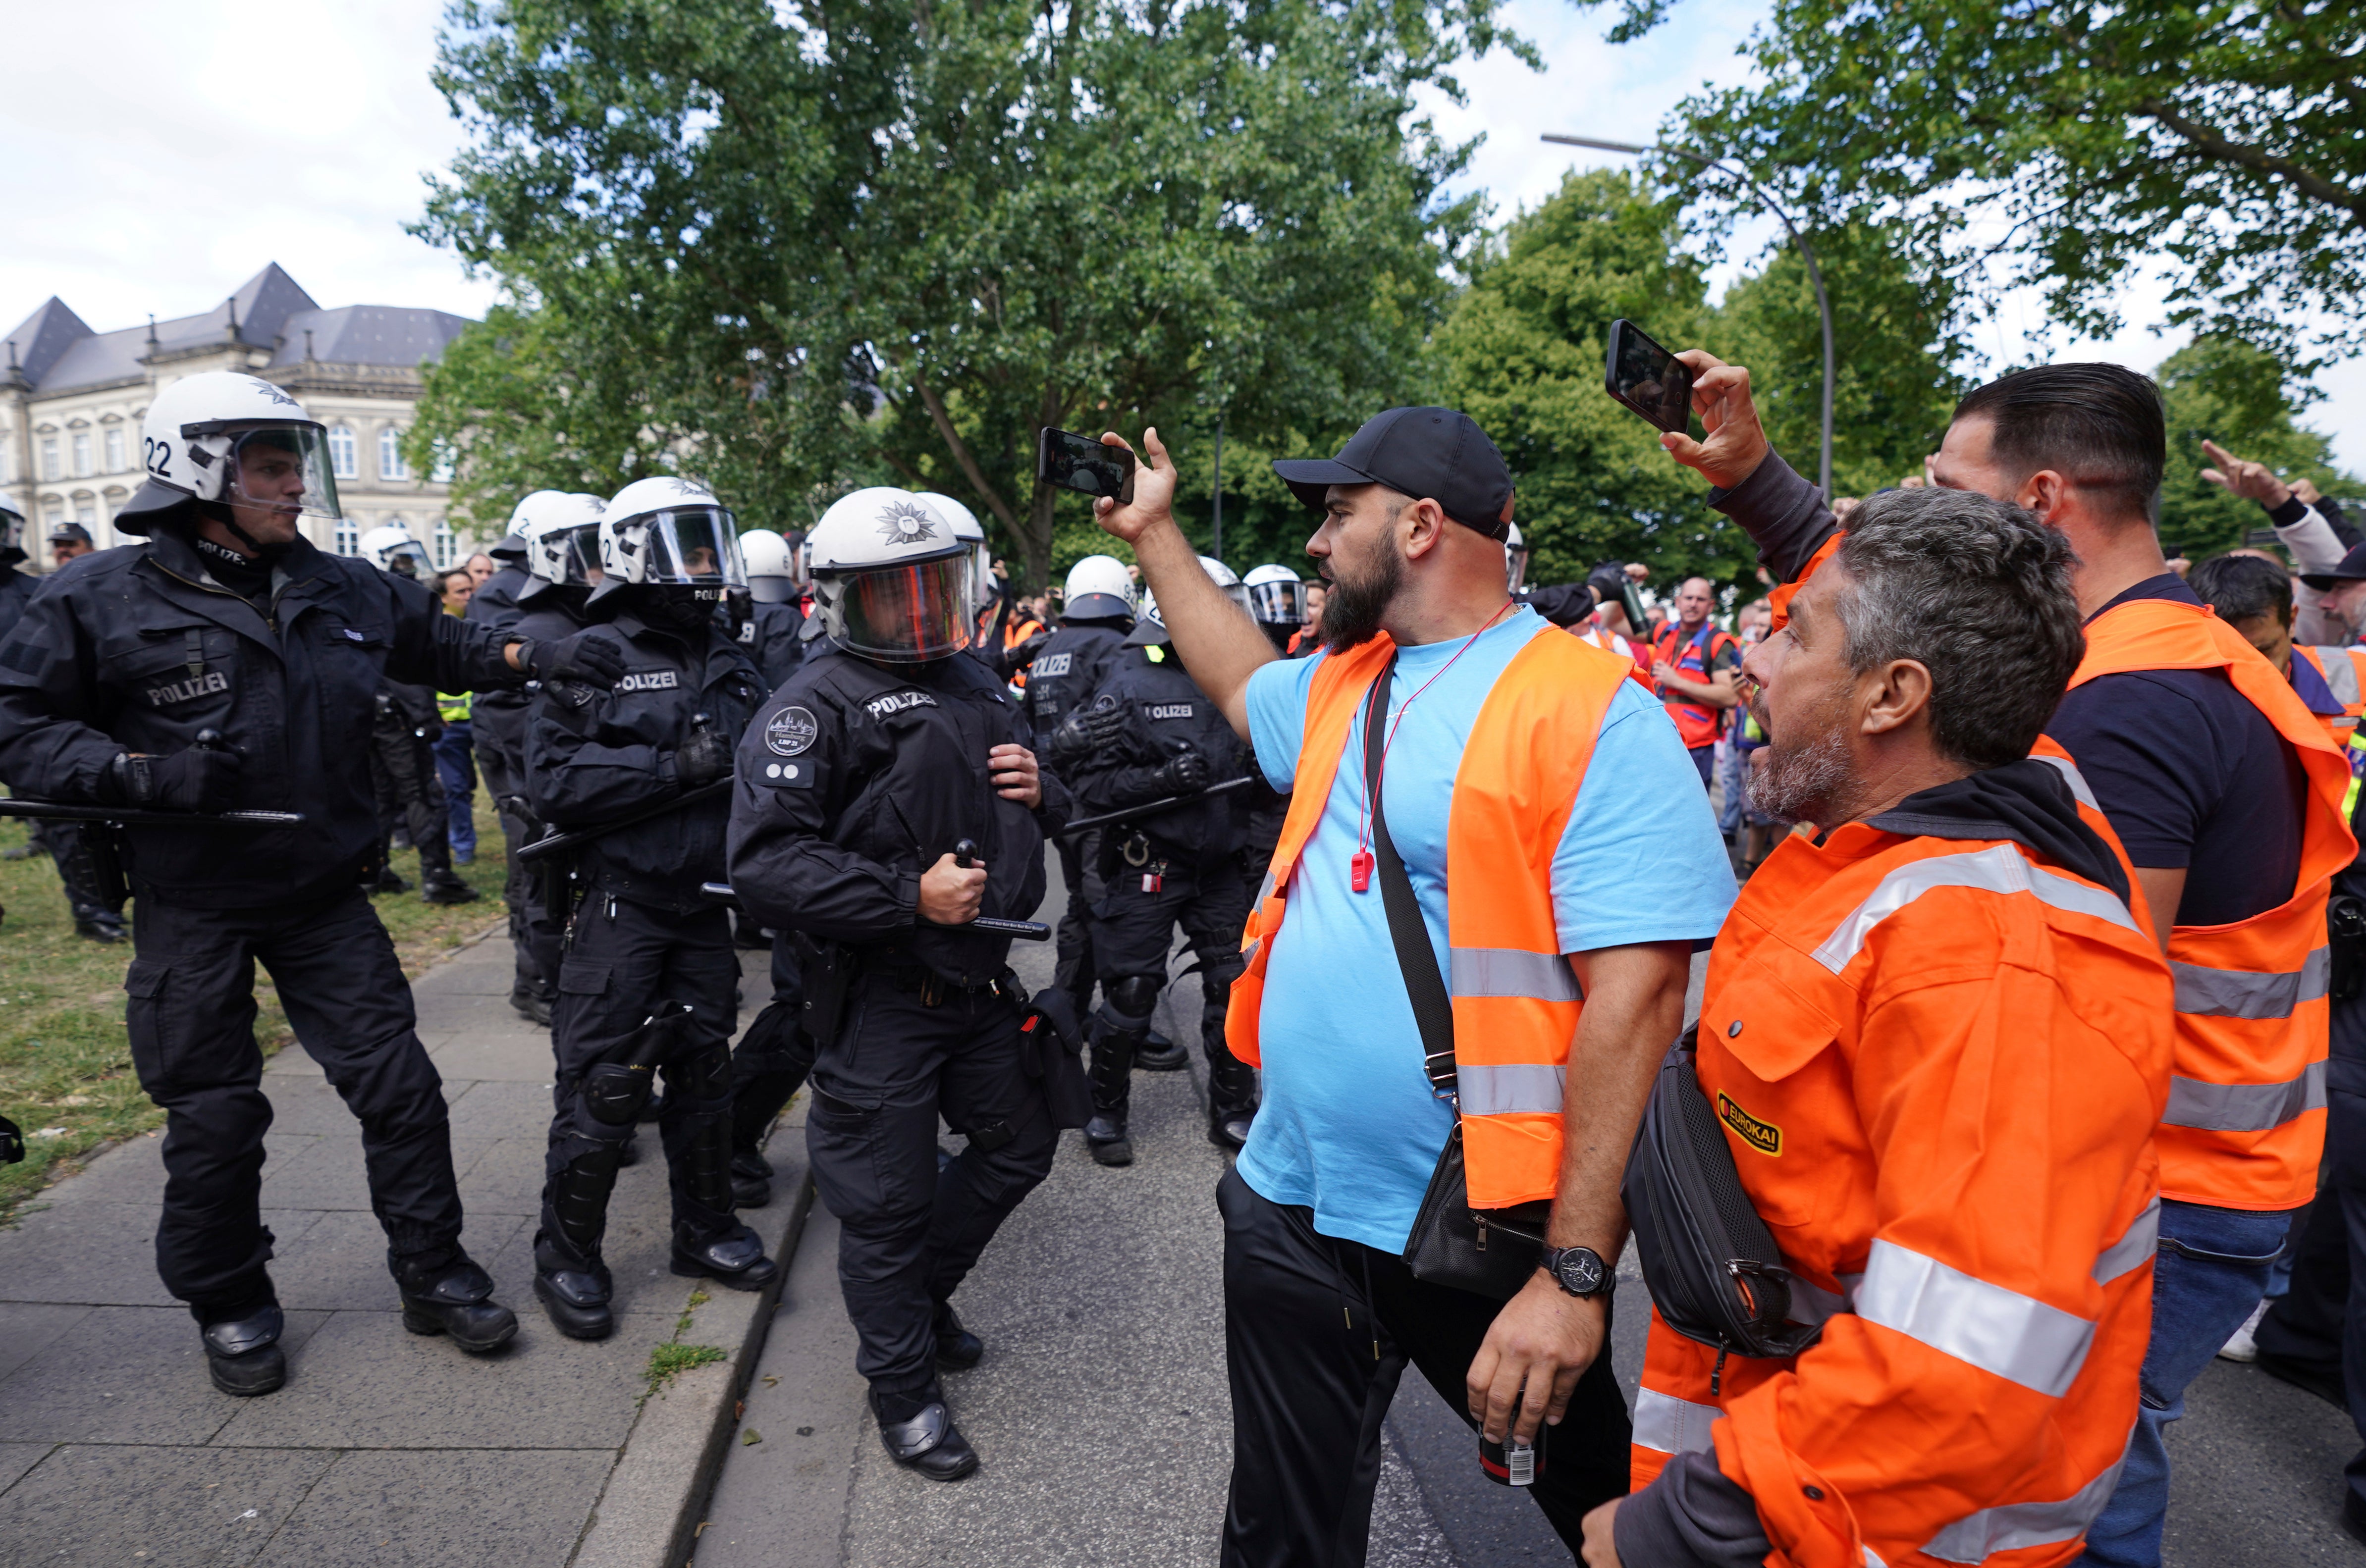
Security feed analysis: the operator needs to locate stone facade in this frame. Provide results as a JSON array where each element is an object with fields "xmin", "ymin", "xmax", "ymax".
[{"xmin": 0, "ymin": 263, "xmax": 482, "ymax": 570}]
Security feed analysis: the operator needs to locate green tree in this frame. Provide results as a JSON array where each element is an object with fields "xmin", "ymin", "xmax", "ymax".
[
  {"xmin": 412, "ymin": 0, "xmax": 1519, "ymax": 587},
  {"xmin": 2156, "ymin": 336, "xmax": 2361, "ymax": 561},
  {"xmin": 1607, "ymin": 0, "xmax": 2366, "ymax": 362}
]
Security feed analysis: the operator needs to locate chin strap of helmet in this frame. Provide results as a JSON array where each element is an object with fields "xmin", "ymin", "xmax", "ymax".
[{"xmin": 194, "ymin": 499, "xmax": 287, "ymax": 562}]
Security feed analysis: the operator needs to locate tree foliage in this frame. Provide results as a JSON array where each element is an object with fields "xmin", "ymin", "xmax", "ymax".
[
  {"xmin": 2157, "ymin": 336, "xmax": 2360, "ymax": 562},
  {"xmin": 409, "ymin": 0, "xmax": 1519, "ymax": 585}
]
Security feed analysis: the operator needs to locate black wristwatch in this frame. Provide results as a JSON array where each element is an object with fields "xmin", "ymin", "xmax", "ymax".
[{"xmin": 1540, "ymin": 1245, "xmax": 1612, "ymax": 1299}]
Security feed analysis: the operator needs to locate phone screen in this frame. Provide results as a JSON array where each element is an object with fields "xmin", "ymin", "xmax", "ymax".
[
  {"xmin": 1605, "ymin": 320, "xmax": 1693, "ymax": 435},
  {"xmin": 1038, "ymin": 427, "xmax": 1136, "ymax": 504}
]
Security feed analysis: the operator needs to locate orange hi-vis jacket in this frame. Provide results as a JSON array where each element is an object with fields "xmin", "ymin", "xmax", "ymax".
[
  {"xmin": 2296, "ymin": 643, "xmax": 2366, "ymax": 748},
  {"xmin": 2036, "ymin": 598, "xmax": 2354, "ymax": 1211},
  {"xmin": 1652, "ymin": 620, "xmax": 1742, "ymax": 749},
  {"xmin": 1227, "ymin": 628, "xmax": 1636, "ymax": 1207},
  {"xmin": 1633, "ymin": 781, "xmax": 2173, "ymax": 1568}
]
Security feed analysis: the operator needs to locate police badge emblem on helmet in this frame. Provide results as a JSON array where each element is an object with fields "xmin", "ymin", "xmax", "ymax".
[
  {"xmin": 876, "ymin": 499, "xmax": 939, "ymax": 545},
  {"xmin": 767, "ymin": 706, "xmax": 819, "ymax": 756}
]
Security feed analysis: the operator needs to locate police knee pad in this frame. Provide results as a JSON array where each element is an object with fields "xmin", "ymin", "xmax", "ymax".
[
  {"xmin": 669, "ymin": 1041, "xmax": 733, "ymax": 1104},
  {"xmin": 581, "ymin": 1063, "xmax": 655, "ymax": 1129},
  {"xmin": 1099, "ymin": 973, "xmax": 1162, "ymax": 1031}
]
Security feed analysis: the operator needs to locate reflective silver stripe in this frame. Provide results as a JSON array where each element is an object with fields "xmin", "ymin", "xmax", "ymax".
[
  {"xmin": 1854, "ymin": 1239, "xmax": 2095, "ymax": 1397},
  {"xmin": 2169, "ymin": 948, "xmax": 2330, "ymax": 1020},
  {"xmin": 2031, "ymin": 753, "xmax": 2101, "ymax": 812},
  {"xmin": 1254, "ymin": 868, "xmax": 1277, "ymax": 907},
  {"xmin": 1812, "ymin": 845, "xmax": 2140, "ymax": 974},
  {"xmin": 1449, "ymin": 947, "xmax": 1584, "ymax": 1002},
  {"xmin": 1921, "ymin": 1441, "xmax": 2128, "ymax": 1563},
  {"xmin": 2316, "ymin": 648, "xmax": 2362, "ymax": 708},
  {"xmin": 1456, "ymin": 1063, "xmax": 1566, "ymax": 1116},
  {"xmin": 2092, "ymin": 1199, "xmax": 2159, "ymax": 1285},
  {"xmin": 1786, "ymin": 1271, "xmax": 1863, "ymax": 1327},
  {"xmin": 1864, "ymin": 1551, "xmax": 1888, "ymax": 1568},
  {"xmin": 1631, "ymin": 1388, "xmax": 1719, "ymax": 1455},
  {"xmin": 1240, "ymin": 938, "xmax": 1261, "ymax": 970},
  {"xmin": 2162, "ymin": 1059, "xmax": 2328, "ymax": 1133}
]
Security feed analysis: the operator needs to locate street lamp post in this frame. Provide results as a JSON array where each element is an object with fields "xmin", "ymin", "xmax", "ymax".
[{"xmin": 1543, "ymin": 134, "xmax": 1836, "ymax": 501}]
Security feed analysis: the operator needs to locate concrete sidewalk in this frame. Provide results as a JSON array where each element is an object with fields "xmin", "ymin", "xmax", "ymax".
[{"xmin": 0, "ymin": 926, "xmax": 808, "ymax": 1568}]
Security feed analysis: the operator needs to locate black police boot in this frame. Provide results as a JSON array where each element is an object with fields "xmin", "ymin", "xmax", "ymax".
[
  {"xmin": 374, "ymin": 867, "xmax": 411, "ymax": 894},
  {"xmin": 533, "ymin": 1232, "xmax": 617, "ymax": 1341},
  {"xmin": 1208, "ymin": 1051, "xmax": 1259, "ymax": 1150},
  {"xmin": 421, "ymin": 872, "xmax": 481, "ymax": 906},
  {"xmin": 617, "ymin": 1131, "xmax": 642, "ymax": 1167},
  {"xmin": 934, "ymin": 1301, "xmax": 984, "ymax": 1370},
  {"xmin": 729, "ymin": 1149, "xmax": 771, "ymax": 1209},
  {"xmin": 1209, "ymin": 1110, "xmax": 1255, "ymax": 1150},
  {"xmin": 1136, "ymin": 1026, "xmax": 1187, "ymax": 1072},
  {"xmin": 1084, "ymin": 1113, "xmax": 1132, "ymax": 1167},
  {"xmin": 509, "ymin": 980, "xmax": 553, "ymax": 1027},
  {"xmin": 72, "ymin": 908, "xmax": 126, "ymax": 943},
  {"xmin": 670, "ymin": 1223, "xmax": 779, "ymax": 1291},
  {"xmin": 1084, "ymin": 1017, "xmax": 1136, "ymax": 1166},
  {"xmin": 199, "ymin": 1304, "xmax": 287, "ymax": 1397},
  {"xmin": 394, "ymin": 1253, "xmax": 520, "ymax": 1354},
  {"xmin": 871, "ymin": 1385, "xmax": 979, "ymax": 1482}
]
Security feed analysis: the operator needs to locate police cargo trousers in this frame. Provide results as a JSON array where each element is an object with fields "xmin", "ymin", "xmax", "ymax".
[
  {"xmin": 805, "ymin": 967, "xmax": 1058, "ymax": 1401},
  {"xmin": 1216, "ymin": 1168, "xmax": 1629, "ymax": 1567},
  {"xmin": 730, "ymin": 933, "xmax": 814, "ymax": 1157},
  {"xmin": 543, "ymin": 897, "xmax": 746, "ymax": 1262},
  {"xmin": 1087, "ymin": 854, "xmax": 1257, "ymax": 1128},
  {"xmin": 370, "ymin": 704, "xmax": 454, "ymax": 885},
  {"xmin": 1052, "ymin": 830, "xmax": 1105, "ymax": 1014},
  {"xmin": 123, "ymin": 888, "xmax": 468, "ymax": 1316},
  {"xmin": 473, "ymin": 710, "xmax": 549, "ymax": 1003}
]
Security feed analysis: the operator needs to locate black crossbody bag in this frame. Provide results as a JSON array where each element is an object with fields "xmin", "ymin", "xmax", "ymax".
[{"xmin": 1362, "ymin": 660, "xmax": 1554, "ymax": 1299}]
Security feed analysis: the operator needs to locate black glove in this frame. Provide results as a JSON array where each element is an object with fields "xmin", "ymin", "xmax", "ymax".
[
  {"xmin": 518, "ymin": 630, "xmax": 626, "ymax": 689},
  {"xmin": 0, "ymin": 1113, "xmax": 21, "ymax": 1165},
  {"xmin": 1152, "ymin": 748, "xmax": 1212, "ymax": 795},
  {"xmin": 1585, "ymin": 562, "xmax": 1630, "ymax": 611},
  {"xmin": 997, "ymin": 631, "xmax": 1051, "ymax": 681},
  {"xmin": 110, "ymin": 744, "xmax": 244, "ymax": 813},
  {"xmin": 1049, "ymin": 695, "xmax": 1130, "ymax": 764},
  {"xmin": 673, "ymin": 715, "xmax": 733, "ymax": 788}
]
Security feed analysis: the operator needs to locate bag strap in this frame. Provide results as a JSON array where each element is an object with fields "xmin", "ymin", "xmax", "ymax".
[{"xmin": 1362, "ymin": 658, "xmax": 1459, "ymax": 1101}]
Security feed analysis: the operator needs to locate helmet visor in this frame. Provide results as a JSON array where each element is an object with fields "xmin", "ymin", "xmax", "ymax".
[
  {"xmin": 1245, "ymin": 579, "xmax": 1306, "ymax": 625},
  {"xmin": 835, "ymin": 555, "xmax": 976, "ymax": 663},
  {"xmin": 1506, "ymin": 546, "xmax": 1531, "ymax": 594},
  {"xmin": 563, "ymin": 523, "xmax": 604, "ymax": 586},
  {"xmin": 220, "ymin": 424, "xmax": 342, "ymax": 523},
  {"xmin": 641, "ymin": 506, "xmax": 746, "ymax": 587},
  {"xmin": 381, "ymin": 541, "xmax": 430, "ymax": 573}
]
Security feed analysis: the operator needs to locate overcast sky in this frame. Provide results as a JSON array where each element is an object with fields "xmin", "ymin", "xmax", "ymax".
[{"xmin": 5, "ymin": 0, "xmax": 2358, "ymax": 473}]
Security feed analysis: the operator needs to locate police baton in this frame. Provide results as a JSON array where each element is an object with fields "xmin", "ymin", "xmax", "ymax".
[
  {"xmin": 1057, "ymin": 775, "xmax": 1253, "ymax": 837},
  {"xmin": 699, "ymin": 867, "xmax": 1052, "ymax": 942},
  {"xmin": 0, "ymin": 728, "xmax": 305, "ymax": 829},
  {"xmin": 516, "ymin": 778, "xmax": 736, "ymax": 864}
]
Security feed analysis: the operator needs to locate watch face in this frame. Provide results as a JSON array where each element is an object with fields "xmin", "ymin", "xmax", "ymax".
[{"xmin": 1557, "ymin": 1249, "xmax": 1606, "ymax": 1295}]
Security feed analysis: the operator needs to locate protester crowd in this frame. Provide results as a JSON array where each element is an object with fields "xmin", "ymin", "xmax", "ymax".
[{"xmin": 0, "ymin": 339, "xmax": 2358, "ymax": 1568}]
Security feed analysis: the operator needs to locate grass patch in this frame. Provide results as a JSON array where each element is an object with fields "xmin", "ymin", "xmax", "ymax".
[
  {"xmin": 647, "ymin": 1341, "xmax": 729, "ymax": 1388},
  {"xmin": 0, "ymin": 794, "xmax": 514, "ymax": 1223}
]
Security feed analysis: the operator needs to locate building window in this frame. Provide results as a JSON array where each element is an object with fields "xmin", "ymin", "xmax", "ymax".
[
  {"xmin": 329, "ymin": 426, "xmax": 357, "ymax": 480},
  {"xmin": 71, "ymin": 434, "xmax": 91, "ymax": 478},
  {"xmin": 430, "ymin": 442, "xmax": 456, "ymax": 484},
  {"xmin": 43, "ymin": 503, "xmax": 62, "ymax": 531},
  {"xmin": 379, "ymin": 427, "xmax": 409, "ymax": 481},
  {"xmin": 104, "ymin": 428, "xmax": 124, "ymax": 472},
  {"xmin": 73, "ymin": 497, "xmax": 96, "ymax": 527},
  {"xmin": 334, "ymin": 519, "xmax": 361, "ymax": 556},
  {"xmin": 0, "ymin": 442, "xmax": 12, "ymax": 485},
  {"xmin": 40, "ymin": 438, "xmax": 58, "ymax": 481},
  {"xmin": 432, "ymin": 519, "xmax": 456, "ymax": 569}
]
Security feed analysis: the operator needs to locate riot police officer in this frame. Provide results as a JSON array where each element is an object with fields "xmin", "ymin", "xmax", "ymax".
[
  {"xmin": 356, "ymin": 523, "xmax": 477, "ymax": 904},
  {"xmin": 727, "ymin": 487, "xmax": 1075, "ymax": 1482},
  {"xmin": 737, "ymin": 527, "xmax": 808, "ymax": 691},
  {"xmin": 467, "ymin": 506, "xmax": 549, "ymax": 1019},
  {"xmin": 0, "ymin": 372, "xmax": 625, "ymax": 1395},
  {"xmin": 1062, "ymin": 563, "xmax": 1259, "ymax": 1165},
  {"xmin": 526, "ymin": 477, "xmax": 778, "ymax": 1341},
  {"xmin": 1024, "ymin": 554, "xmax": 1136, "ymax": 1018},
  {"xmin": 1235, "ymin": 565, "xmax": 1304, "ymax": 913}
]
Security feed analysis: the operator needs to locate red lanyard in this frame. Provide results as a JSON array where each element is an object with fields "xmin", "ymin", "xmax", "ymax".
[{"xmin": 1350, "ymin": 600, "xmax": 1513, "ymax": 893}]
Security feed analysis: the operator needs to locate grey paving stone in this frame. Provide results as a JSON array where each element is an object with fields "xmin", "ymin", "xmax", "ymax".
[
  {"xmin": 254, "ymin": 1137, "xmax": 376, "ymax": 1212},
  {"xmin": 28, "ymin": 1130, "xmax": 166, "ymax": 1206},
  {"xmin": 426, "ymin": 1028, "xmax": 560, "ymax": 1083},
  {"xmin": 452, "ymin": 1137, "xmax": 546, "ymax": 1216},
  {"xmin": 0, "ymin": 1304, "xmax": 92, "ymax": 1383},
  {"xmin": 0, "ymin": 1305, "xmax": 329, "ymax": 1445},
  {"xmin": 269, "ymin": 1209, "xmax": 526, "ymax": 1311},
  {"xmin": 0, "ymin": 1442, "xmax": 333, "ymax": 1568},
  {"xmin": 252, "ymin": 1448, "xmax": 612, "ymax": 1568},
  {"xmin": 0, "ymin": 1201, "xmax": 181, "ymax": 1307},
  {"xmin": 258, "ymin": 1075, "xmax": 375, "ymax": 1136},
  {"xmin": 443, "ymin": 1080, "xmax": 554, "ymax": 1139},
  {"xmin": 211, "ymin": 1308, "xmax": 676, "ymax": 1450},
  {"xmin": 0, "ymin": 1444, "xmax": 54, "ymax": 1497}
]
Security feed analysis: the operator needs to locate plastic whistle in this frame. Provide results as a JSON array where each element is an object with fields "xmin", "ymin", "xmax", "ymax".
[{"xmin": 1351, "ymin": 849, "xmax": 1373, "ymax": 893}]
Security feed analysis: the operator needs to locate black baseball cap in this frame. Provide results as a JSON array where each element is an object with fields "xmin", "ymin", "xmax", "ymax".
[
  {"xmin": 2302, "ymin": 543, "xmax": 2366, "ymax": 590},
  {"xmin": 47, "ymin": 523, "xmax": 92, "ymax": 546},
  {"xmin": 1272, "ymin": 407, "xmax": 1515, "ymax": 540}
]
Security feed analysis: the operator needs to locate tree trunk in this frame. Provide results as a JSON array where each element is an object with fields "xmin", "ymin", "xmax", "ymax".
[{"xmin": 1023, "ymin": 479, "xmax": 1059, "ymax": 595}]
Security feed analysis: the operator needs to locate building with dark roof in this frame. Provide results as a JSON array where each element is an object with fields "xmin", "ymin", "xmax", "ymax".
[{"xmin": 0, "ymin": 264, "xmax": 485, "ymax": 568}]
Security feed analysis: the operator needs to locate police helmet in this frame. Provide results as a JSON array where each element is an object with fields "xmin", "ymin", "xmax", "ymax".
[
  {"xmin": 920, "ymin": 492, "xmax": 995, "ymax": 614},
  {"xmin": 1063, "ymin": 554, "xmax": 1134, "ymax": 623},
  {"xmin": 1241, "ymin": 563, "xmax": 1306, "ymax": 627},
  {"xmin": 358, "ymin": 522, "xmax": 430, "ymax": 576},
  {"xmin": 1128, "ymin": 556, "xmax": 1246, "ymax": 647},
  {"xmin": 740, "ymin": 527, "xmax": 800, "ymax": 605},
  {"xmin": 804, "ymin": 488, "xmax": 972, "ymax": 663},
  {"xmin": 591, "ymin": 476, "xmax": 746, "ymax": 603},
  {"xmin": 520, "ymin": 493, "xmax": 608, "ymax": 597},
  {"xmin": 114, "ymin": 372, "xmax": 344, "ymax": 538},
  {"xmin": 1505, "ymin": 521, "xmax": 1529, "ymax": 594}
]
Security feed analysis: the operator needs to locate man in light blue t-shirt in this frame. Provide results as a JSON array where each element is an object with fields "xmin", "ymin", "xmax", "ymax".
[{"xmin": 1090, "ymin": 407, "xmax": 1735, "ymax": 1566}]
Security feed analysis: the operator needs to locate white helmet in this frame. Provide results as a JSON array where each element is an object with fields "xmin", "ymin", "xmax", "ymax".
[
  {"xmin": 1131, "ymin": 556, "xmax": 1245, "ymax": 644},
  {"xmin": 1241, "ymin": 563, "xmax": 1305, "ymax": 626},
  {"xmin": 1063, "ymin": 554, "xmax": 1134, "ymax": 622},
  {"xmin": 116, "ymin": 371, "xmax": 342, "ymax": 537},
  {"xmin": 1505, "ymin": 521, "xmax": 1530, "ymax": 593},
  {"xmin": 921, "ymin": 492, "xmax": 995, "ymax": 611},
  {"xmin": 521, "ymin": 492, "xmax": 608, "ymax": 590},
  {"xmin": 741, "ymin": 527, "xmax": 800, "ymax": 604},
  {"xmin": 358, "ymin": 522, "xmax": 430, "ymax": 576},
  {"xmin": 594, "ymin": 476, "xmax": 745, "ymax": 594},
  {"xmin": 805, "ymin": 488, "xmax": 972, "ymax": 663}
]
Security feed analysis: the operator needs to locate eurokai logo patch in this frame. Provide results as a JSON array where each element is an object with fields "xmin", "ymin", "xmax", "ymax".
[{"xmin": 1716, "ymin": 1092, "xmax": 1782, "ymax": 1156}]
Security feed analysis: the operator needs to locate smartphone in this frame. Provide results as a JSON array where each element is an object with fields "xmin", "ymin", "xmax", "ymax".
[
  {"xmin": 1605, "ymin": 319, "xmax": 1694, "ymax": 435},
  {"xmin": 1037, "ymin": 426, "xmax": 1136, "ymax": 505}
]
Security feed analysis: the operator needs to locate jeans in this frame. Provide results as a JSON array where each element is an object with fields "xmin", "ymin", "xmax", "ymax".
[
  {"xmin": 2078, "ymin": 1198, "xmax": 2296, "ymax": 1567},
  {"xmin": 2254, "ymin": 1084, "xmax": 2366, "ymax": 1513},
  {"xmin": 432, "ymin": 719, "xmax": 477, "ymax": 861}
]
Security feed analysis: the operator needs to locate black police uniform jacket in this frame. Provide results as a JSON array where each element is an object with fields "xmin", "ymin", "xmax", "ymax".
[
  {"xmin": 466, "ymin": 562, "xmax": 534, "ymax": 728},
  {"xmin": 1070, "ymin": 646, "xmax": 1250, "ymax": 864},
  {"xmin": 1021, "ymin": 619, "xmax": 1129, "ymax": 744},
  {"xmin": 525, "ymin": 600, "xmax": 766, "ymax": 916},
  {"xmin": 0, "ymin": 564, "xmax": 40, "ymax": 644},
  {"xmin": 740, "ymin": 597, "xmax": 807, "ymax": 693},
  {"xmin": 727, "ymin": 642, "xmax": 1074, "ymax": 989},
  {"xmin": 0, "ymin": 525, "xmax": 526, "ymax": 907}
]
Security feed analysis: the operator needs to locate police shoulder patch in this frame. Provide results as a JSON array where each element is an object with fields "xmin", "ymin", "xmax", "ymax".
[
  {"xmin": 766, "ymin": 705, "xmax": 819, "ymax": 757},
  {"xmin": 1716, "ymin": 1092, "xmax": 1781, "ymax": 1156}
]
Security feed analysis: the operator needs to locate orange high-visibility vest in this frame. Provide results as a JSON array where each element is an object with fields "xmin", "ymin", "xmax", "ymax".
[
  {"xmin": 1632, "ymin": 794, "xmax": 2172, "ymax": 1568},
  {"xmin": 2296, "ymin": 643, "xmax": 2366, "ymax": 748},
  {"xmin": 2037, "ymin": 597, "xmax": 2354, "ymax": 1210},
  {"xmin": 1228, "ymin": 627, "xmax": 1633, "ymax": 1207},
  {"xmin": 1652, "ymin": 621, "xmax": 1741, "ymax": 749}
]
